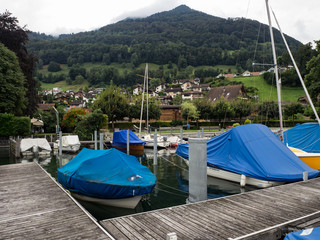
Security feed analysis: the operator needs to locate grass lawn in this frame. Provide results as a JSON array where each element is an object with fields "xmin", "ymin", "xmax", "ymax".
[
  {"xmin": 40, "ymin": 80, "xmax": 89, "ymax": 91},
  {"xmin": 233, "ymin": 76, "xmax": 305, "ymax": 102}
]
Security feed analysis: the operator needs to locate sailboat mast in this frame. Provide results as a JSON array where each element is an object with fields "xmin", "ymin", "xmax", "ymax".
[
  {"xmin": 139, "ymin": 64, "xmax": 147, "ymax": 136},
  {"xmin": 265, "ymin": 0, "xmax": 284, "ymax": 139},
  {"xmin": 146, "ymin": 63, "xmax": 149, "ymax": 131},
  {"xmin": 271, "ymin": 9, "xmax": 320, "ymax": 125}
]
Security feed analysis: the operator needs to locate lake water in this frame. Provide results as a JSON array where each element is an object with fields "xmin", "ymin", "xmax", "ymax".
[{"xmin": 0, "ymin": 147, "xmax": 257, "ymax": 221}]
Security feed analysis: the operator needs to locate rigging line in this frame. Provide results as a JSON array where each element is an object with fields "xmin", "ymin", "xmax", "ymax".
[
  {"xmin": 160, "ymin": 155, "xmax": 189, "ymax": 172},
  {"xmin": 157, "ymin": 182, "xmax": 189, "ymax": 194},
  {"xmin": 236, "ymin": 0, "xmax": 251, "ymax": 66},
  {"xmin": 154, "ymin": 187, "xmax": 188, "ymax": 197},
  {"xmin": 253, "ymin": 22, "xmax": 262, "ymax": 65}
]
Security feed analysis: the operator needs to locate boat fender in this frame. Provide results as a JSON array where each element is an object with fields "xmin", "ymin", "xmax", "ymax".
[
  {"xmin": 133, "ymin": 189, "xmax": 135, "ymax": 196},
  {"xmin": 240, "ymin": 174, "xmax": 246, "ymax": 187}
]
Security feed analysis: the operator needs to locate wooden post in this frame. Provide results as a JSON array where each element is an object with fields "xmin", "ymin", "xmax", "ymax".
[
  {"xmin": 189, "ymin": 138, "xmax": 207, "ymax": 203},
  {"xmin": 153, "ymin": 129, "xmax": 158, "ymax": 165}
]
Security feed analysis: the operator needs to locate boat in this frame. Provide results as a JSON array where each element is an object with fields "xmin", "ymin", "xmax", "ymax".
[
  {"xmin": 112, "ymin": 129, "xmax": 145, "ymax": 155},
  {"xmin": 20, "ymin": 138, "xmax": 51, "ymax": 156},
  {"xmin": 264, "ymin": 1, "xmax": 320, "ymax": 168},
  {"xmin": 142, "ymin": 134, "xmax": 169, "ymax": 149},
  {"xmin": 57, "ymin": 148, "xmax": 156, "ymax": 209},
  {"xmin": 176, "ymin": 124, "xmax": 318, "ymax": 188},
  {"xmin": 287, "ymin": 143, "xmax": 320, "ymax": 170},
  {"xmin": 284, "ymin": 227, "xmax": 320, "ymax": 240},
  {"xmin": 54, "ymin": 135, "xmax": 81, "ymax": 153}
]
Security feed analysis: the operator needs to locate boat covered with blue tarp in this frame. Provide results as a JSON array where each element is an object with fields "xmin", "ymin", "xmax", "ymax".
[
  {"xmin": 112, "ymin": 130, "xmax": 145, "ymax": 148},
  {"xmin": 284, "ymin": 227, "xmax": 320, "ymax": 240},
  {"xmin": 176, "ymin": 124, "xmax": 318, "ymax": 182},
  {"xmin": 283, "ymin": 122, "xmax": 320, "ymax": 153},
  {"xmin": 57, "ymin": 148, "xmax": 156, "ymax": 199}
]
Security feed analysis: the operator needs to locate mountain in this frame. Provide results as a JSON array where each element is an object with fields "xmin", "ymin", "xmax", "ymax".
[{"xmin": 28, "ymin": 5, "xmax": 302, "ymax": 79}]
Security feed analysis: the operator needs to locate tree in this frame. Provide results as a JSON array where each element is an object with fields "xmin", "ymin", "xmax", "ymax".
[
  {"xmin": 172, "ymin": 95, "xmax": 183, "ymax": 105},
  {"xmin": 0, "ymin": 43, "xmax": 27, "ymax": 115},
  {"xmin": 47, "ymin": 61, "xmax": 61, "ymax": 72},
  {"xmin": 284, "ymin": 103, "xmax": 304, "ymax": 123},
  {"xmin": 93, "ymin": 83, "xmax": 129, "ymax": 130},
  {"xmin": 61, "ymin": 108, "xmax": 88, "ymax": 132},
  {"xmin": 212, "ymin": 98, "xmax": 234, "ymax": 125},
  {"xmin": 181, "ymin": 102, "xmax": 199, "ymax": 123},
  {"xmin": 231, "ymin": 100, "xmax": 253, "ymax": 123},
  {"xmin": 305, "ymin": 41, "xmax": 320, "ymax": 102},
  {"xmin": 74, "ymin": 109, "xmax": 108, "ymax": 140},
  {"xmin": 0, "ymin": 11, "xmax": 39, "ymax": 116},
  {"xmin": 194, "ymin": 98, "xmax": 213, "ymax": 120},
  {"xmin": 258, "ymin": 101, "xmax": 279, "ymax": 124}
]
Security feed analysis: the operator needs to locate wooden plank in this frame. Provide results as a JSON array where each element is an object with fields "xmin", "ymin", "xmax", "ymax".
[{"xmin": 0, "ymin": 162, "xmax": 112, "ymax": 239}]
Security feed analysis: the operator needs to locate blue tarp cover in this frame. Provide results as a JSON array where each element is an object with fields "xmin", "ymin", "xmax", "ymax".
[
  {"xmin": 57, "ymin": 148, "xmax": 156, "ymax": 199},
  {"xmin": 176, "ymin": 124, "xmax": 318, "ymax": 182},
  {"xmin": 112, "ymin": 130, "xmax": 145, "ymax": 148},
  {"xmin": 284, "ymin": 227, "xmax": 320, "ymax": 240},
  {"xmin": 283, "ymin": 123, "xmax": 320, "ymax": 153}
]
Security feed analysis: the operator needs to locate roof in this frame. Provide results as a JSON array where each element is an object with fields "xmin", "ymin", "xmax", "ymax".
[
  {"xmin": 206, "ymin": 84, "xmax": 246, "ymax": 102},
  {"xmin": 37, "ymin": 104, "xmax": 55, "ymax": 111}
]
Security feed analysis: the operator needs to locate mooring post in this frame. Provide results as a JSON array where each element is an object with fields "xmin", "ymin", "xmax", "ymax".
[
  {"xmin": 94, "ymin": 130, "xmax": 97, "ymax": 150},
  {"xmin": 180, "ymin": 128, "xmax": 183, "ymax": 143},
  {"xmin": 303, "ymin": 171, "xmax": 308, "ymax": 181},
  {"xmin": 59, "ymin": 131, "xmax": 62, "ymax": 156},
  {"xmin": 99, "ymin": 132, "xmax": 104, "ymax": 150},
  {"xmin": 189, "ymin": 138, "xmax": 207, "ymax": 203},
  {"xmin": 201, "ymin": 128, "xmax": 204, "ymax": 138},
  {"xmin": 197, "ymin": 130, "xmax": 200, "ymax": 138},
  {"xmin": 127, "ymin": 129, "xmax": 130, "ymax": 155},
  {"xmin": 154, "ymin": 129, "xmax": 158, "ymax": 165}
]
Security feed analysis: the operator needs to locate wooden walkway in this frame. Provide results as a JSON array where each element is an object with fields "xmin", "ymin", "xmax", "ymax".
[
  {"xmin": 100, "ymin": 177, "xmax": 320, "ymax": 240},
  {"xmin": 0, "ymin": 162, "xmax": 113, "ymax": 239}
]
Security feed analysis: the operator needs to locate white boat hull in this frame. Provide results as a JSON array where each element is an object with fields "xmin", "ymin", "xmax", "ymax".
[
  {"xmin": 183, "ymin": 159, "xmax": 284, "ymax": 188},
  {"xmin": 70, "ymin": 192, "xmax": 142, "ymax": 209}
]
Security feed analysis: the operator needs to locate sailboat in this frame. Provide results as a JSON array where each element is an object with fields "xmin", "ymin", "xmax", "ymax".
[
  {"xmin": 139, "ymin": 63, "xmax": 171, "ymax": 149},
  {"xmin": 266, "ymin": 1, "xmax": 320, "ymax": 169}
]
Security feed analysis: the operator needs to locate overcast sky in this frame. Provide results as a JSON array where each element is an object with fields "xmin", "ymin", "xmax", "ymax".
[{"xmin": 2, "ymin": 0, "xmax": 319, "ymax": 44}]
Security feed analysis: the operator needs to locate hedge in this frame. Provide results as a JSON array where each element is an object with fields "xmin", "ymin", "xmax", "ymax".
[{"xmin": 0, "ymin": 113, "xmax": 31, "ymax": 136}]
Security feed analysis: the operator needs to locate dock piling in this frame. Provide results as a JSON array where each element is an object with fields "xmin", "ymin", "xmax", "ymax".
[
  {"xmin": 153, "ymin": 129, "xmax": 158, "ymax": 165},
  {"xmin": 188, "ymin": 138, "xmax": 207, "ymax": 203}
]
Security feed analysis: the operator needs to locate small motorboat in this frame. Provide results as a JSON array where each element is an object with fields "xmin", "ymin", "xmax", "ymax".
[
  {"xmin": 54, "ymin": 135, "xmax": 81, "ymax": 153},
  {"xmin": 20, "ymin": 138, "xmax": 51, "ymax": 156},
  {"xmin": 57, "ymin": 148, "xmax": 156, "ymax": 209},
  {"xmin": 112, "ymin": 130, "xmax": 145, "ymax": 155}
]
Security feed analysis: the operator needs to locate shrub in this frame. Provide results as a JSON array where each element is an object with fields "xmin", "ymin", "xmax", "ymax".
[
  {"xmin": 244, "ymin": 119, "xmax": 251, "ymax": 125},
  {"xmin": 0, "ymin": 113, "xmax": 30, "ymax": 136},
  {"xmin": 233, "ymin": 123, "xmax": 240, "ymax": 127}
]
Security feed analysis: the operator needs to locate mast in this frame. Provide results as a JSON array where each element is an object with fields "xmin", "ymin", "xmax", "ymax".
[
  {"xmin": 271, "ymin": 9, "xmax": 320, "ymax": 125},
  {"xmin": 146, "ymin": 63, "xmax": 149, "ymax": 132},
  {"xmin": 139, "ymin": 64, "xmax": 147, "ymax": 136},
  {"xmin": 265, "ymin": 0, "xmax": 284, "ymax": 139}
]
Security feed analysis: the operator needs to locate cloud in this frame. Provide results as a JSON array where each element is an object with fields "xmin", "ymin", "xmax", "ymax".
[{"xmin": 111, "ymin": 0, "xmax": 181, "ymax": 23}]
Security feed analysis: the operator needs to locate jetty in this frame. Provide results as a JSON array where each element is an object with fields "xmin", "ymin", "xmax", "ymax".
[
  {"xmin": 0, "ymin": 162, "xmax": 113, "ymax": 239},
  {"xmin": 101, "ymin": 177, "xmax": 320, "ymax": 239}
]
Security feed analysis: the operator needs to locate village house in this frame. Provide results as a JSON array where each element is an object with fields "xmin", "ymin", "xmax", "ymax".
[
  {"xmin": 165, "ymin": 87, "xmax": 182, "ymax": 98},
  {"xmin": 37, "ymin": 103, "xmax": 56, "ymax": 112},
  {"xmin": 181, "ymin": 91, "xmax": 204, "ymax": 101},
  {"xmin": 155, "ymin": 84, "xmax": 166, "ymax": 93},
  {"xmin": 158, "ymin": 95, "xmax": 172, "ymax": 105},
  {"xmin": 133, "ymin": 85, "xmax": 143, "ymax": 95},
  {"xmin": 181, "ymin": 81, "xmax": 193, "ymax": 91},
  {"xmin": 242, "ymin": 70, "xmax": 251, "ymax": 77},
  {"xmin": 206, "ymin": 84, "xmax": 248, "ymax": 102}
]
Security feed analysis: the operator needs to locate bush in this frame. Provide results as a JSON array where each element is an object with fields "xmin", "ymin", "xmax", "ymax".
[
  {"xmin": 244, "ymin": 119, "xmax": 251, "ymax": 125},
  {"xmin": 0, "ymin": 113, "xmax": 30, "ymax": 136},
  {"xmin": 233, "ymin": 123, "xmax": 240, "ymax": 127}
]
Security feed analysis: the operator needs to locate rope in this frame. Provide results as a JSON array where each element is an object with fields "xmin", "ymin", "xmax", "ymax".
[
  {"xmin": 160, "ymin": 155, "xmax": 188, "ymax": 172},
  {"xmin": 154, "ymin": 186, "xmax": 188, "ymax": 197},
  {"xmin": 157, "ymin": 182, "xmax": 189, "ymax": 194}
]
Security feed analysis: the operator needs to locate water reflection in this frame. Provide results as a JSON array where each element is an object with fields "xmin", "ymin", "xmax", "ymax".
[{"xmin": 0, "ymin": 147, "xmax": 257, "ymax": 221}]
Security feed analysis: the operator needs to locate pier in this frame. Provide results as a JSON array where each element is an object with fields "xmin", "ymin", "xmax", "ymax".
[
  {"xmin": 101, "ymin": 177, "xmax": 320, "ymax": 239},
  {"xmin": 0, "ymin": 162, "xmax": 113, "ymax": 239}
]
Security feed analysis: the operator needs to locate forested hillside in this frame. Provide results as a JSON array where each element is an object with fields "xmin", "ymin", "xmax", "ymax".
[{"xmin": 28, "ymin": 5, "xmax": 302, "ymax": 88}]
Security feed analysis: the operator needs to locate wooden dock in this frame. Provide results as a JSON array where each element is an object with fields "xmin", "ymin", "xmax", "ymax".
[
  {"xmin": 101, "ymin": 177, "xmax": 320, "ymax": 240},
  {"xmin": 0, "ymin": 162, "xmax": 114, "ymax": 239}
]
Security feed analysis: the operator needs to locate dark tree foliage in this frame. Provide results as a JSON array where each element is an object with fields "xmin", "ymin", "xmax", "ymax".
[
  {"xmin": 0, "ymin": 11, "xmax": 39, "ymax": 116},
  {"xmin": 27, "ymin": 5, "xmax": 301, "ymax": 86}
]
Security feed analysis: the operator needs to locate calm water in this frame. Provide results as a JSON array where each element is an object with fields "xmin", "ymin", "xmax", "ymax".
[{"xmin": 0, "ymin": 147, "xmax": 257, "ymax": 221}]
